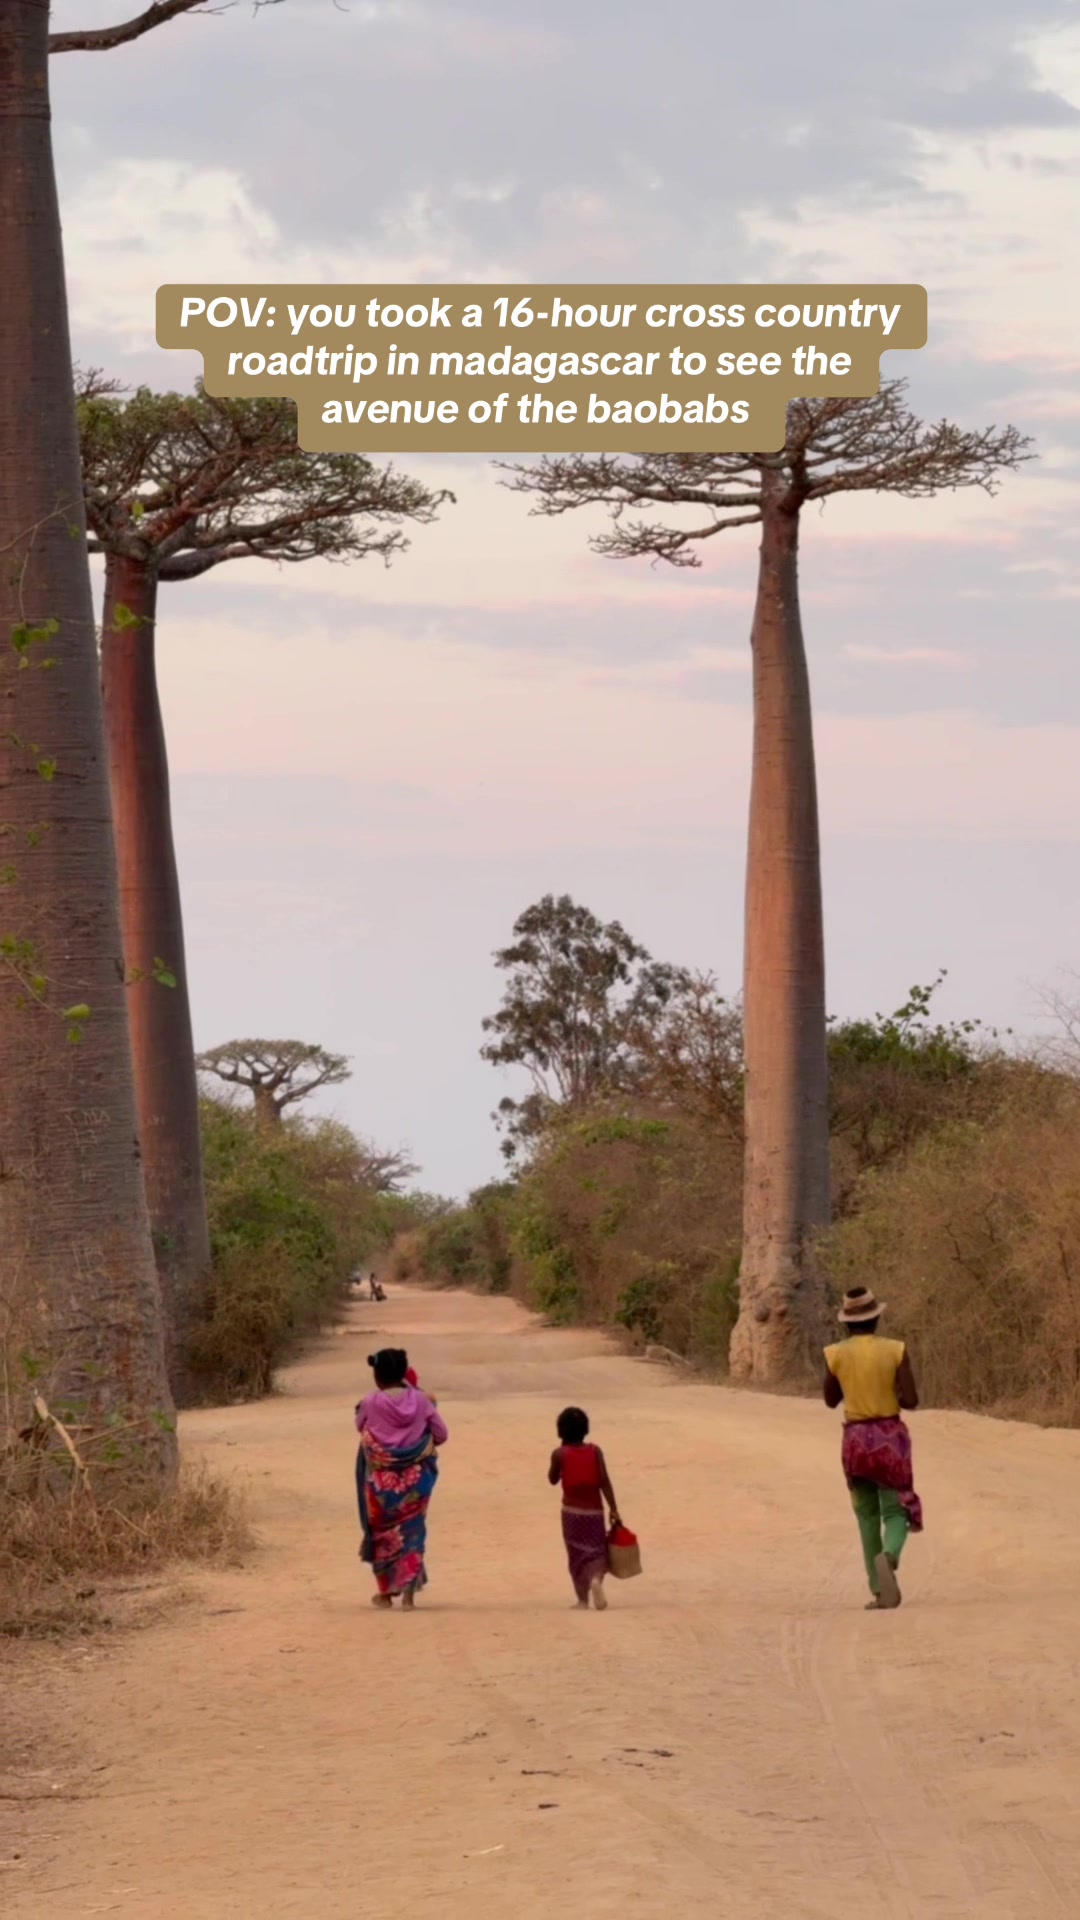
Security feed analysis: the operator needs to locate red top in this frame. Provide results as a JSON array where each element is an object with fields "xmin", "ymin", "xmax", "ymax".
[{"xmin": 558, "ymin": 1443, "xmax": 603, "ymax": 1511}]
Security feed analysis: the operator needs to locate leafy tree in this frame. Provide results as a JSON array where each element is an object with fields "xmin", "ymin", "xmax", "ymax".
[
  {"xmin": 502, "ymin": 383, "xmax": 1032, "ymax": 1383},
  {"xmin": 625, "ymin": 971, "xmax": 744, "ymax": 1132},
  {"xmin": 75, "ymin": 375, "xmax": 447, "ymax": 1400},
  {"xmin": 197, "ymin": 1040, "xmax": 352, "ymax": 1131},
  {"xmin": 480, "ymin": 894, "xmax": 690, "ymax": 1159}
]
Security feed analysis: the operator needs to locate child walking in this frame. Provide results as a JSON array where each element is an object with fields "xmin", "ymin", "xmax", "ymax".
[{"xmin": 549, "ymin": 1407, "xmax": 620, "ymax": 1610}]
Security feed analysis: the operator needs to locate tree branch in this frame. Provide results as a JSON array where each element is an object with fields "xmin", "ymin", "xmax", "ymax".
[
  {"xmin": 49, "ymin": 0, "xmax": 227, "ymax": 55},
  {"xmin": 499, "ymin": 383, "xmax": 1034, "ymax": 566}
]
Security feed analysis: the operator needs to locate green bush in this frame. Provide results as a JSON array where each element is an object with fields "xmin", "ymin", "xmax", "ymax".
[
  {"xmin": 412, "ymin": 1181, "xmax": 517, "ymax": 1295},
  {"xmin": 189, "ymin": 1098, "xmax": 394, "ymax": 1402}
]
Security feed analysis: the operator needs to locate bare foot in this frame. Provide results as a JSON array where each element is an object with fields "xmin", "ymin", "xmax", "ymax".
[
  {"xmin": 590, "ymin": 1578, "xmax": 608, "ymax": 1611},
  {"xmin": 874, "ymin": 1552, "xmax": 902, "ymax": 1609},
  {"xmin": 371, "ymin": 1594, "xmax": 393, "ymax": 1609},
  {"xmin": 401, "ymin": 1588, "xmax": 416, "ymax": 1610},
  {"xmin": 574, "ymin": 1599, "xmax": 589, "ymax": 1610}
]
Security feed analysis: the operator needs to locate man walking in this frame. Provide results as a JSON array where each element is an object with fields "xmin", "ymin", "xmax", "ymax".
[{"xmin": 824, "ymin": 1287, "xmax": 923, "ymax": 1610}]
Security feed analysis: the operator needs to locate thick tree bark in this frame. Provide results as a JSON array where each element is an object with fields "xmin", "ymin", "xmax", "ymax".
[
  {"xmin": 252, "ymin": 1084, "xmax": 281, "ymax": 1131},
  {"xmin": 729, "ymin": 482, "xmax": 830, "ymax": 1385},
  {"xmin": 101, "ymin": 553, "xmax": 211, "ymax": 1405},
  {"xmin": 0, "ymin": 2, "xmax": 175, "ymax": 1469}
]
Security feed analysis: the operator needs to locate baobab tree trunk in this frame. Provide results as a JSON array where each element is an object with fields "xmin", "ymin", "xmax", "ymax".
[
  {"xmin": 252, "ymin": 1084, "xmax": 281, "ymax": 1131},
  {"xmin": 0, "ymin": 2, "xmax": 175, "ymax": 1470},
  {"xmin": 728, "ymin": 482, "xmax": 830, "ymax": 1385},
  {"xmin": 101, "ymin": 553, "xmax": 211, "ymax": 1406}
]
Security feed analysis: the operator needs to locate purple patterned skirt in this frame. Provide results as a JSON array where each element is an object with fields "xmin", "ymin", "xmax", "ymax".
[
  {"xmin": 842, "ymin": 1416, "xmax": 924, "ymax": 1532},
  {"xmin": 561, "ymin": 1507, "xmax": 609, "ymax": 1599}
]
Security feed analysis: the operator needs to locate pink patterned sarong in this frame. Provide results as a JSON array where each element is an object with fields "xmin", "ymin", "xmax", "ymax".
[{"xmin": 841, "ymin": 1416, "xmax": 924, "ymax": 1532}]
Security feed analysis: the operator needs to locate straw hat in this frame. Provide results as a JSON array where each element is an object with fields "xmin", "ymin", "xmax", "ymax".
[{"xmin": 838, "ymin": 1286, "xmax": 885, "ymax": 1325}]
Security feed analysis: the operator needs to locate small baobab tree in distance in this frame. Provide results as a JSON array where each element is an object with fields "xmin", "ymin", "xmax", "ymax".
[
  {"xmin": 198, "ymin": 1041, "xmax": 352, "ymax": 1132},
  {"xmin": 502, "ymin": 382, "xmax": 1032, "ymax": 1385},
  {"xmin": 77, "ymin": 375, "xmax": 449, "ymax": 1402}
]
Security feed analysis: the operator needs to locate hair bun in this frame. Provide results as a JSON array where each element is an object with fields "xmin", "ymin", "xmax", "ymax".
[{"xmin": 366, "ymin": 1354, "xmax": 376, "ymax": 1367}]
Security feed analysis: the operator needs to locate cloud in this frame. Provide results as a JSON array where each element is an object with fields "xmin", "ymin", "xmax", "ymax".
[
  {"xmin": 844, "ymin": 645, "xmax": 973, "ymax": 667},
  {"xmin": 60, "ymin": 159, "xmax": 524, "ymax": 358},
  {"xmin": 51, "ymin": 0, "xmax": 1080, "ymax": 283}
]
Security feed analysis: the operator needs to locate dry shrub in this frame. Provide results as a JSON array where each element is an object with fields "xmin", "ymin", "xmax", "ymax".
[
  {"xmin": 187, "ymin": 1238, "xmax": 327, "ymax": 1401},
  {"xmin": 0, "ymin": 1437, "xmax": 252, "ymax": 1638},
  {"xmin": 821, "ymin": 1068, "xmax": 1080, "ymax": 1423},
  {"xmin": 387, "ymin": 1231, "xmax": 422, "ymax": 1285}
]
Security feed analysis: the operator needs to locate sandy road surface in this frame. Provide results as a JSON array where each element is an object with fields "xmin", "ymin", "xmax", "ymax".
[{"xmin": 4, "ymin": 1287, "xmax": 1080, "ymax": 1919}]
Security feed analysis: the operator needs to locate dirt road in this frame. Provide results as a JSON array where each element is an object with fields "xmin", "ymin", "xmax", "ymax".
[{"xmin": 5, "ymin": 1287, "xmax": 1080, "ymax": 1918}]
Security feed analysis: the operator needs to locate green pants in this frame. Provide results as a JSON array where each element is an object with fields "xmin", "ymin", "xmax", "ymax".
[{"xmin": 850, "ymin": 1479, "xmax": 909, "ymax": 1594}]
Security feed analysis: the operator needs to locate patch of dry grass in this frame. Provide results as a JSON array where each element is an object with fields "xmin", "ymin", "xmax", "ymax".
[{"xmin": 0, "ymin": 1457, "xmax": 253, "ymax": 1639}]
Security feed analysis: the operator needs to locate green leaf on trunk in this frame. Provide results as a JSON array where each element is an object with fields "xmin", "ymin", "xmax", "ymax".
[
  {"xmin": 11, "ymin": 617, "xmax": 59, "ymax": 654},
  {"xmin": 111, "ymin": 603, "xmax": 141, "ymax": 631},
  {"xmin": 152, "ymin": 958, "xmax": 178, "ymax": 989},
  {"xmin": 36, "ymin": 758, "xmax": 58, "ymax": 783}
]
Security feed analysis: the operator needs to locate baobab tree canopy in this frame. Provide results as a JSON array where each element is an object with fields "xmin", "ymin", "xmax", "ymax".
[
  {"xmin": 77, "ymin": 377, "xmax": 451, "ymax": 579},
  {"xmin": 198, "ymin": 1041, "xmax": 352, "ymax": 1129},
  {"xmin": 499, "ymin": 381, "xmax": 1032, "ymax": 561}
]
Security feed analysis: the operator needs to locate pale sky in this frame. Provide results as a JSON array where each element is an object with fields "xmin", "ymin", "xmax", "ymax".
[{"xmin": 50, "ymin": 0, "xmax": 1080, "ymax": 1196}]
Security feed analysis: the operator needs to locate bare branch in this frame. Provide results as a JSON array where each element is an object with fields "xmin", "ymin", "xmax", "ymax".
[
  {"xmin": 49, "ymin": 0, "xmax": 228, "ymax": 55},
  {"xmin": 498, "ymin": 381, "xmax": 1034, "ymax": 566}
]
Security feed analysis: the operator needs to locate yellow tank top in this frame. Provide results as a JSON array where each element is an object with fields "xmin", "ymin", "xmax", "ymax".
[{"xmin": 824, "ymin": 1335, "xmax": 905, "ymax": 1422}]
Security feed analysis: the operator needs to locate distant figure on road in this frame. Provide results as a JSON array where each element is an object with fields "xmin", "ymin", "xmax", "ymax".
[
  {"xmin": 549, "ymin": 1407, "xmax": 621, "ymax": 1610},
  {"xmin": 355, "ymin": 1348, "xmax": 447, "ymax": 1609},
  {"xmin": 824, "ymin": 1287, "xmax": 923, "ymax": 1610},
  {"xmin": 368, "ymin": 1273, "xmax": 386, "ymax": 1302}
]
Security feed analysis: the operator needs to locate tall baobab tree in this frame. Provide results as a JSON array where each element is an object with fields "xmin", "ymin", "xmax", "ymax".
[
  {"xmin": 77, "ymin": 379, "xmax": 448, "ymax": 1402},
  {"xmin": 502, "ymin": 384, "xmax": 1032, "ymax": 1384},
  {"xmin": 0, "ymin": 1, "xmax": 221, "ymax": 1468},
  {"xmin": 0, "ymin": 0, "xmax": 304, "ymax": 1466},
  {"xmin": 198, "ymin": 1040, "xmax": 352, "ymax": 1131}
]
